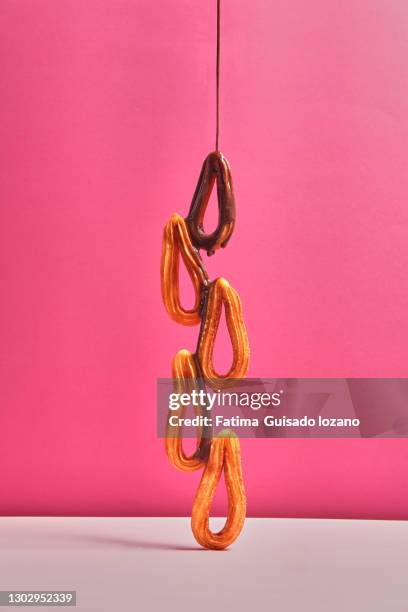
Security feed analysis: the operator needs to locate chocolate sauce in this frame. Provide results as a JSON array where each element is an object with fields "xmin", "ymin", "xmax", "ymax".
[{"xmin": 186, "ymin": 151, "xmax": 236, "ymax": 256}]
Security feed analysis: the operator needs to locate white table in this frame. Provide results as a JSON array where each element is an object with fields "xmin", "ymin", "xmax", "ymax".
[{"xmin": 0, "ymin": 517, "xmax": 406, "ymax": 611}]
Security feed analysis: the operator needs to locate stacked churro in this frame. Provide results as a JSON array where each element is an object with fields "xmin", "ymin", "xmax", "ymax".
[{"xmin": 160, "ymin": 151, "xmax": 249, "ymax": 550}]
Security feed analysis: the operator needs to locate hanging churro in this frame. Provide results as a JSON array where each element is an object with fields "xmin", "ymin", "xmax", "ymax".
[
  {"xmin": 186, "ymin": 151, "xmax": 235, "ymax": 256},
  {"xmin": 165, "ymin": 349, "xmax": 210, "ymax": 472},
  {"xmin": 161, "ymin": 214, "xmax": 208, "ymax": 326},
  {"xmin": 197, "ymin": 277, "xmax": 249, "ymax": 389},
  {"xmin": 160, "ymin": 150, "xmax": 249, "ymax": 549}
]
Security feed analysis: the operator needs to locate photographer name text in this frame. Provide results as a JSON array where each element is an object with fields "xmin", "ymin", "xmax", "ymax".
[{"xmin": 168, "ymin": 414, "xmax": 360, "ymax": 429}]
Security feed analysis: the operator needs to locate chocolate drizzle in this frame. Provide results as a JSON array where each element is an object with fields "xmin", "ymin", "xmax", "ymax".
[{"xmin": 186, "ymin": 151, "xmax": 236, "ymax": 256}]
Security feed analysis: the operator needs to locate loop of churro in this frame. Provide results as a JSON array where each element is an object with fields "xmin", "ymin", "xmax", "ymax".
[
  {"xmin": 186, "ymin": 151, "xmax": 235, "ymax": 256},
  {"xmin": 197, "ymin": 278, "xmax": 250, "ymax": 388},
  {"xmin": 191, "ymin": 432, "xmax": 246, "ymax": 550},
  {"xmin": 161, "ymin": 213, "xmax": 208, "ymax": 326},
  {"xmin": 165, "ymin": 349, "xmax": 210, "ymax": 472}
]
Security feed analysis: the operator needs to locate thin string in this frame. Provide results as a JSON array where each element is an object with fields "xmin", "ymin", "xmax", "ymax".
[{"xmin": 215, "ymin": 0, "xmax": 220, "ymax": 151}]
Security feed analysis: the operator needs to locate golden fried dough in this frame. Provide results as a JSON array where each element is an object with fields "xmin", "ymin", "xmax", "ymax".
[
  {"xmin": 191, "ymin": 432, "xmax": 246, "ymax": 550},
  {"xmin": 161, "ymin": 214, "xmax": 208, "ymax": 326},
  {"xmin": 161, "ymin": 153, "xmax": 249, "ymax": 550}
]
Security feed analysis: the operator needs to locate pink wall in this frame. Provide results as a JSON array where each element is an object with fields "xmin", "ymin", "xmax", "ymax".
[{"xmin": 1, "ymin": 0, "xmax": 408, "ymax": 518}]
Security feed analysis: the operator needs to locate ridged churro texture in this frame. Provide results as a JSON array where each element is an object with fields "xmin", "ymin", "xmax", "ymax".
[
  {"xmin": 198, "ymin": 278, "xmax": 250, "ymax": 388},
  {"xmin": 160, "ymin": 214, "xmax": 208, "ymax": 326},
  {"xmin": 165, "ymin": 349, "xmax": 205, "ymax": 473},
  {"xmin": 160, "ymin": 151, "xmax": 249, "ymax": 549},
  {"xmin": 191, "ymin": 433, "xmax": 246, "ymax": 550}
]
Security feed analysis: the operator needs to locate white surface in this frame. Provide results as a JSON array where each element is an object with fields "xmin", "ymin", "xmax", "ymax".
[{"xmin": 0, "ymin": 517, "xmax": 407, "ymax": 611}]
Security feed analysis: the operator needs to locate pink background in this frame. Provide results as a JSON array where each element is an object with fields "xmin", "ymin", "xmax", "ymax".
[{"xmin": 1, "ymin": 0, "xmax": 408, "ymax": 518}]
